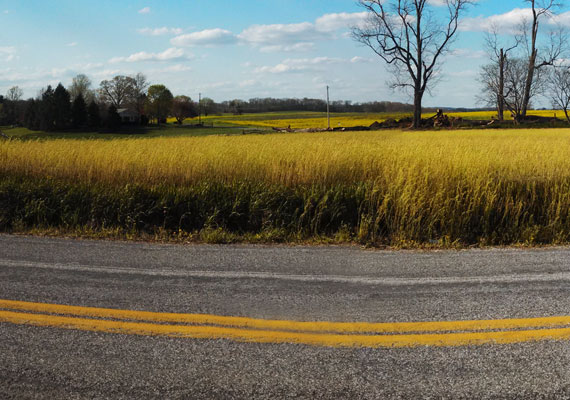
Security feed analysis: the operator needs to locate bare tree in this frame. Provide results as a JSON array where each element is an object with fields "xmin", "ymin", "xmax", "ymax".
[
  {"xmin": 548, "ymin": 65, "xmax": 570, "ymax": 123},
  {"xmin": 131, "ymin": 73, "xmax": 149, "ymax": 116},
  {"xmin": 4, "ymin": 86, "xmax": 24, "ymax": 125},
  {"xmin": 481, "ymin": 27, "xmax": 520, "ymax": 120},
  {"xmin": 498, "ymin": 57, "xmax": 545, "ymax": 122},
  {"xmin": 521, "ymin": 0, "xmax": 564, "ymax": 118},
  {"xmin": 6, "ymin": 86, "xmax": 23, "ymax": 102},
  {"xmin": 69, "ymin": 74, "xmax": 94, "ymax": 103},
  {"xmin": 353, "ymin": 0, "xmax": 473, "ymax": 128},
  {"xmin": 479, "ymin": 63, "xmax": 503, "ymax": 110},
  {"xmin": 171, "ymin": 95, "xmax": 197, "ymax": 124},
  {"xmin": 99, "ymin": 76, "xmax": 136, "ymax": 108}
]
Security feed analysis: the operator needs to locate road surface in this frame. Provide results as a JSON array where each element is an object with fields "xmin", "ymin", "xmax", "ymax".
[{"xmin": 1, "ymin": 234, "xmax": 570, "ymax": 399}]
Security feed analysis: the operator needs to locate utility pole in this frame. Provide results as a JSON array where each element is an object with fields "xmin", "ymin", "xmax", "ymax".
[
  {"xmin": 198, "ymin": 92, "xmax": 202, "ymax": 125},
  {"xmin": 326, "ymin": 85, "xmax": 330, "ymax": 130}
]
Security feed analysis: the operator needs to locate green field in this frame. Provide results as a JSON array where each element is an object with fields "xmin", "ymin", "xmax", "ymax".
[
  {"xmin": 1, "ymin": 124, "xmax": 245, "ymax": 141},
  {"xmin": 3, "ymin": 124, "xmax": 570, "ymax": 247}
]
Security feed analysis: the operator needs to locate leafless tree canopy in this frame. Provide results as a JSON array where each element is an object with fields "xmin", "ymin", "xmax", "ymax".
[
  {"xmin": 520, "ymin": 0, "xmax": 565, "ymax": 117},
  {"xmin": 6, "ymin": 86, "xmax": 23, "ymax": 102},
  {"xmin": 481, "ymin": 57, "xmax": 545, "ymax": 122},
  {"xmin": 69, "ymin": 74, "xmax": 94, "ymax": 104},
  {"xmin": 131, "ymin": 73, "xmax": 149, "ymax": 115},
  {"xmin": 477, "ymin": 0, "xmax": 567, "ymax": 123},
  {"xmin": 548, "ymin": 65, "xmax": 570, "ymax": 122},
  {"xmin": 479, "ymin": 27, "xmax": 520, "ymax": 120},
  {"xmin": 99, "ymin": 73, "xmax": 149, "ymax": 116},
  {"xmin": 353, "ymin": 0, "xmax": 473, "ymax": 128}
]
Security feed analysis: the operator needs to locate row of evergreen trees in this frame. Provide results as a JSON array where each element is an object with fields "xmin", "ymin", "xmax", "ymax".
[
  {"xmin": 29, "ymin": 84, "xmax": 126, "ymax": 131},
  {"xmin": 1, "ymin": 83, "xmax": 123, "ymax": 131}
]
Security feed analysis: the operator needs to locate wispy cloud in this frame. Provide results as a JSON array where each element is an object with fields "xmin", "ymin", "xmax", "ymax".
[
  {"xmin": 171, "ymin": 28, "xmax": 237, "ymax": 46},
  {"xmin": 0, "ymin": 46, "xmax": 18, "ymax": 62},
  {"xmin": 460, "ymin": 8, "xmax": 570, "ymax": 33},
  {"xmin": 171, "ymin": 12, "xmax": 367, "ymax": 50},
  {"xmin": 109, "ymin": 48, "xmax": 191, "ymax": 63},
  {"xmin": 138, "ymin": 7, "xmax": 150, "ymax": 14},
  {"xmin": 350, "ymin": 56, "xmax": 373, "ymax": 64},
  {"xmin": 254, "ymin": 57, "xmax": 346, "ymax": 74},
  {"xmin": 138, "ymin": 27, "xmax": 184, "ymax": 36},
  {"xmin": 259, "ymin": 43, "xmax": 315, "ymax": 53}
]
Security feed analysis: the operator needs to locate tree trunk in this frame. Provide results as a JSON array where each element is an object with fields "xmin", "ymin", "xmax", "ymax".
[
  {"xmin": 522, "ymin": 3, "xmax": 539, "ymax": 119},
  {"xmin": 413, "ymin": 89, "xmax": 422, "ymax": 129},
  {"xmin": 522, "ymin": 49, "xmax": 537, "ymax": 119},
  {"xmin": 497, "ymin": 49, "xmax": 505, "ymax": 121}
]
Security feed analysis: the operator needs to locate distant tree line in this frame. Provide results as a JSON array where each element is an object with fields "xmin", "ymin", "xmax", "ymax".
[
  {"xmin": 198, "ymin": 97, "xmax": 424, "ymax": 116},
  {"xmin": 0, "ymin": 75, "xmax": 429, "ymax": 131},
  {"xmin": 0, "ymin": 71, "xmax": 443, "ymax": 133},
  {"xmin": 0, "ymin": 73, "xmax": 198, "ymax": 131}
]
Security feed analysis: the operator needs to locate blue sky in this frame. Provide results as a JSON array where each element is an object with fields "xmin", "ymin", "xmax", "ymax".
[{"xmin": 1, "ymin": 0, "xmax": 569, "ymax": 107}]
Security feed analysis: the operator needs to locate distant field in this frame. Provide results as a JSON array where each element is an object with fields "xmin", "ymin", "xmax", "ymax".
[
  {"xmin": 201, "ymin": 110, "xmax": 565, "ymax": 129},
  {"xmin": 3, "ymin": 128, "xmax": 570, "ymax": 246}
]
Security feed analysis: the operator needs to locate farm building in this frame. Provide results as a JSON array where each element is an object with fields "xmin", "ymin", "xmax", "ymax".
[{"xmin": 117, "ymin": 108, "xmax": 139, "ymax": 124}]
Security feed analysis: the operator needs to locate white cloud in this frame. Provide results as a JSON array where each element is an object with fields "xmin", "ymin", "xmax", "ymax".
[
  {"xmin": 448, "ymin": 48, "xmax": 486, "ymax": 59},
  {"xmin": 138, "ymin": 27, "xmax": 184, "ymax": 36},
  {"xmin": 0, "ymin": 46, "xmax": 17, "ymax": 62},
  {"xmin": 254, "ymin": 57, "xmax": 345, "ymax": 74},
  {"xmin": 350, "ymin": 56, "xmax": 372, "ymax": 63},
  {"xmin": 315, "ymin": 12, "xmax": 368, "ymax": 31},
  {"xmin": 427, "ymin": 0, "xmax": 480, "ymax": 5},
  {"xmin": 259, "ymin": 42, "xmax": 315, "ymax": 53},
  {"xmin": 91, "ymin": 69, "xmax": 124, "ymax": 79},
  {"xmin": 171, "ymin": 11, "xmax": 366, "ymax": 51},
  {"xmin": 72, "ymin": 62, "xmax": 104, "ymax": 70},
  {"xmin": 109, "ymin": 47, "xmax": 191, "ymax": 63},
  {"xmin": 67, "ymin": 42, "xmax": 78, "ymax": 47},
  {"xmin": 238, "ymin": 22, "xmax": 325, "ymax": 45},
  {"xmin": 138, "ymin": 7, "xmax": 151, "ymax": 14},
  {"xmin": 460, "ymin": 8, "xmax": 570, "ymax": 33},
  {"xmin": 171, "ymin": 28, "xmax": 237, "ymax": 46},
  {"xmin": 0, "ymin": 66, "xmax": 73, "ymax": 84},
  {"xmin": 427, "ymin": 0, "xmax": 448, "ymax": 5},
  {"xmin": 162, "ymin": 64, "xmax": 192, "ymax": 72}
]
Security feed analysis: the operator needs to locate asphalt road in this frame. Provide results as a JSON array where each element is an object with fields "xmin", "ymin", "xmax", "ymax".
[{"xmin": 2, "ymin": 234, "xmax": 570, "ymax": 399}]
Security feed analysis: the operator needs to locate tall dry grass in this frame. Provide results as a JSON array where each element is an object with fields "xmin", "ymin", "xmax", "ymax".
[{"xmin": 2, "ymin": 129, "xmax": 570, "ymax": 245}]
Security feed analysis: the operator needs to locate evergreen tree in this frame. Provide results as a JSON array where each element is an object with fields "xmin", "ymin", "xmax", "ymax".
[
  {"xmin": 24, "ymin": 99, "xmax": 40, "ymax": 130},
  {"xmin": 53, "ymin": 83, "xmax": 71, "ymax": 130},
  {"xmin": 87, "ymin": 100, "xmax": 101, "ymax": 128},
  {"xmin": 71, "ymin": 93, "xmax": 87, "ymax": 128},
  {"xmin": 39, "ymin": 86, "xmax": 56, "ymax": 131}
]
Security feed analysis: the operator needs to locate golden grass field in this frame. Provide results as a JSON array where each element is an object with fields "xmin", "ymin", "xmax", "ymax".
[
  {"xmin": 2, "ymin": 128, "xmax": 569, "ymax": 186},
  {"xmin": 3, "ymin": 123, "xmax": 570, "ymax": 245}
]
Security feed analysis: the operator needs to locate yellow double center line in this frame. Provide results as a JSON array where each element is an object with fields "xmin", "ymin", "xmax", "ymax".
[{"xmin": 2, "ymin": 299, "xmax": 570, "ymax": 348}]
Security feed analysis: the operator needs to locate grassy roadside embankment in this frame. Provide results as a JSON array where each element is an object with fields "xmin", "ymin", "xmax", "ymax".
[{"xmin": 2, "ymin": 129, "xmax": 570, "ymax": 247}]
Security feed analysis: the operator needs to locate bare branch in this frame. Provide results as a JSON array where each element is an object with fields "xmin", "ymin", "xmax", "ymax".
[{"xmin": 352, "ymin": 0, "xmax": 473, "ymax": 128}]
